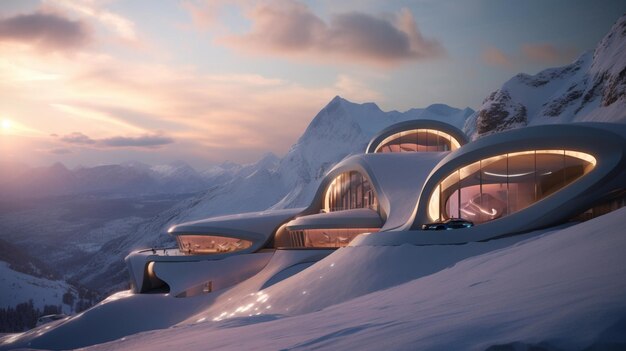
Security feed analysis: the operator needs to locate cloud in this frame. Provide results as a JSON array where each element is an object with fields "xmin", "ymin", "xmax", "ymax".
[
  {"xmin": 1, "ymin": 40, "xmax": 382, "ymax": 164},
  {"xmin": 220, "ymin": 1, "xmax": 444, "ymax": 66},
  {"xmin": 521, "ymin": 43, "xmax": 577, "ymax": 64},
  {"xmin": 181, "ymin": 0, "xmax": 224, "ymax": 30},
  {"xmin": 59, "ymin": 132, "xmax": 173, "ymax": 149},
  {"xmin": 482, "ymin": 43, "xmax": 579, "ymax": 68},
  {"xmin": 481, "ymin": 47, "xmax": 513, "ymax": 68},
  {"xmin": 46, "ymin": 0, "xmax": 137, "ymax": 42},
  {"xmin": 60, "ymin": 132, "xmax": 96, "ymax": 145},
  {"xmin": 0, "ymin": 12, "xmax": 90, "ymax": 51},
  {"xmin": 100, "ymin": 134, "xmax": 174, "ymax": 148}
]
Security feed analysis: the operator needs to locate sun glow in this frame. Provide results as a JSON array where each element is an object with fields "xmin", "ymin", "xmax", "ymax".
[{"xmin": 1, "ymin": 119, "xmax": 12, "ymax": 131}]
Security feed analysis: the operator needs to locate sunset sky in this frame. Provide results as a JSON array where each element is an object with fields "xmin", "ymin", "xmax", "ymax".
[{"xmin": 1, "ymin": 0, "xmax": 624, "ymax": 168}]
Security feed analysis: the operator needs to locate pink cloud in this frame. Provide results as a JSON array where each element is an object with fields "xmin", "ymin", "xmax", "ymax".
[
  {"xmin": 521, "ymin": 43, "xmax": 578, "ymax": 64},
  {"xmin": 220, "ymin": 1, "xmax": 445, "ymax": 66},
  {"xmin": 59, "ymin": 131, "xmax": 174, "ymax": 149},
  {"xmin": 481, "ymin": 47, "xmax": 513, "ymax": 68}
]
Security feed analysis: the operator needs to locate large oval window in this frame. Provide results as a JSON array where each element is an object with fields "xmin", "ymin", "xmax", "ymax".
[
  {"xmin": 427, "ymin": 150, "xmax": 596, "ymax": 224},
  {"xmin": 375, "ymin": 129, "xmax": 461, "ymax": 153}
]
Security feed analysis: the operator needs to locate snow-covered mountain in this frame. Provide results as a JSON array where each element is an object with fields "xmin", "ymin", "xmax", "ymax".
[
  {"xmin": 74, "ymin": 98, "xmax": 474, "ymax": 293},
  {"xmin": 464, "ymin": 15, "xmax": 626, "ymax": 138},
  {"xmin": 0, "ymin": 160, "xmax": 235, "ymax": 198}
]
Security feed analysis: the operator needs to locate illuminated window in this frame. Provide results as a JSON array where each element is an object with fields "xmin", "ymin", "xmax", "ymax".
[
  {"xmin": 324, "ymin": 171, "xmax": 378, "ymax": 212},
  {"xmin": 427, "ymin": 150, "xmax": 596, "ymax": 224},
  {"xmin": 176, "ymin": 235, "xmax": 253, "ymax": 255},
  {"xmin": 374, "ymin": 129, "xmax": 461, "ymax": 153},
  {"xmin": 285, "ymin": 228, "xmax": 380, "ymax": 248}
]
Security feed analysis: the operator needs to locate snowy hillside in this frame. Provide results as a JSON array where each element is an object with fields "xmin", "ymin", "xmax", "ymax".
[
  {"xmin": 0, "ymin": 261, "xmax": 76, "ymax": 315},
  {"xmin": 99, "ymin": 209, "xmax": 626, "ymax": 351},
  {"xmin": 74, "ymin": 98, "xmax": 473, "ymax": 293},
  {"xmin": 8, "ymin": 206, "xmax": 624, "ymax": 350},
  {"xmin": 464, "ymin": 15, "xmax": 626, "ymax": 138}
]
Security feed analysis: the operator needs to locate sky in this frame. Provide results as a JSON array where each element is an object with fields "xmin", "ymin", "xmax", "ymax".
[{"xmin": 0, "ymin": 0, "xmax": 624, "ymax": 169}]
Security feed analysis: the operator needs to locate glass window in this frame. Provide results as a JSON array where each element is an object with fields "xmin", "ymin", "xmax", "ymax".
[
  {"xmin": 400, "ymin": 131, "xmax": 418, "ymax": 152},
  {"xmin": 459, "ymin": 161, "xmax": 481, "ymax": 222},
  {"xmin": 427, "ymin": 150, "xmax": 595, "ymax": 226},
  {"xmin": 506, "ymin": 152, "xmax": 535, "ymax": 214},
  {"xmin": 286, "ymin": 228, "xmax": 380, "ymax": 248},
  {"xmin": 564, "ymin": 150, "xmax": 595, "ymax": 183},
  {"xmin": 440, "ymin": 170, "xmax": 459, "ymax": 220},
  {"xmin": 426, "ymin": 130, "xmax": 439, "ymax": 152},
  {"xmin": 536, "ymin": 151, "xmax": 565, "ymax": 200},
  {"xmin": 176, "ymin": 235, "xmax": 252, "ymax": 255},
  {"xmin": 374, "ymin": 129, "xmax": 459, "ymax": 153},
  {"xmin": 324, "ymin": 171, "xmax": 379, "ymax": 212}
]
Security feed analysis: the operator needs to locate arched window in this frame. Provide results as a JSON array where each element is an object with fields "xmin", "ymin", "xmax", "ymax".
[
  {"xmin": 324, "ymin": 171, "xmax": 378, "ymax": 212},
  {"xmin": 175, "ymin": 235, "xmax": 252, "ymax": 255},
  {"xmin": 374, "ymin": 129, "xmax": 461, "ymax": 153},
  {"xmin": 428, "ymin": 150, "xmax": 596, "ymax": 224}
]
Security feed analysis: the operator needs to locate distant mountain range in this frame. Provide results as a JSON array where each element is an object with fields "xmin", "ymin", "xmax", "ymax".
[{"xmin": 0, "ymin": 160, "xmax": 248, "ymax": 198}]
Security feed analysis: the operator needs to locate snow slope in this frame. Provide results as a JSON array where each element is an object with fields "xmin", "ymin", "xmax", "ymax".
[
  {"xmin": 82, "ymin": 207, "xmax": 626, "ymax": 351},
  {"xmin": 464, "ymin": 14, "xmax": 626, "ymax": 138},
  {"xmin": 0, "ymin": 262, "xmax": 76, "ymax": 314},
  {"xmin": 0, "ymin": 221, "xmax": 559, "ymax": 349}
]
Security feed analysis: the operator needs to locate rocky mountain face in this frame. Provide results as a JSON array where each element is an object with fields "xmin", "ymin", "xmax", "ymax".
[
  {"xmin": 75, "ymin": 97, "xmax": 473, "ymax": 293},
  {"xmin": 465, "ymin": 14, "xmax": 626, "ymax": 139}
]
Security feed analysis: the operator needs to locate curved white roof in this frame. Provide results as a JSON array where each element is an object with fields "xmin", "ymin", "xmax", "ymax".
[{"xmin": 168, "ymin": 208, "xmax": 303, "ymax": 247}]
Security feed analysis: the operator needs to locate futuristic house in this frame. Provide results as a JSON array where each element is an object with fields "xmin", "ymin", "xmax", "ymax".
[
  {"xmin": 125, "ymin": 121, "xmax": 626, "ymax": 297},
  {"xmin": 125, "ymin": 120, "xmax": 470, "ymax": 295}
]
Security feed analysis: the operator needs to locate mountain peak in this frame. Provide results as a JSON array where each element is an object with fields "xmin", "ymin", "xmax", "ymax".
[
  {"xmin": 591, "ymin": 13, "xmax": 626, "ymax": 75},
  {"xmin": 48, "ymin": 162, "xmax": 69, "ymax": 172},
  {"xmin": 424, "ymin": 103, "xmax": 461, "ymax": 116}
]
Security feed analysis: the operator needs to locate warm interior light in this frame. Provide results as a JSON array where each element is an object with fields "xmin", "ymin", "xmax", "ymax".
[
  {"xmin": 428, "ymin": 149, "xmax": 597, "ymax": 226},
  {"xmin": 373, "ymin": 128, "xmax": 461, "ymax": 153},
  {"xmin": 147, "ymin": 261, "xmax": 155, "ymax": 278},
  {"xmin": 483, "ymin": 171, "xmax": 535, "ymax": 178}
]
